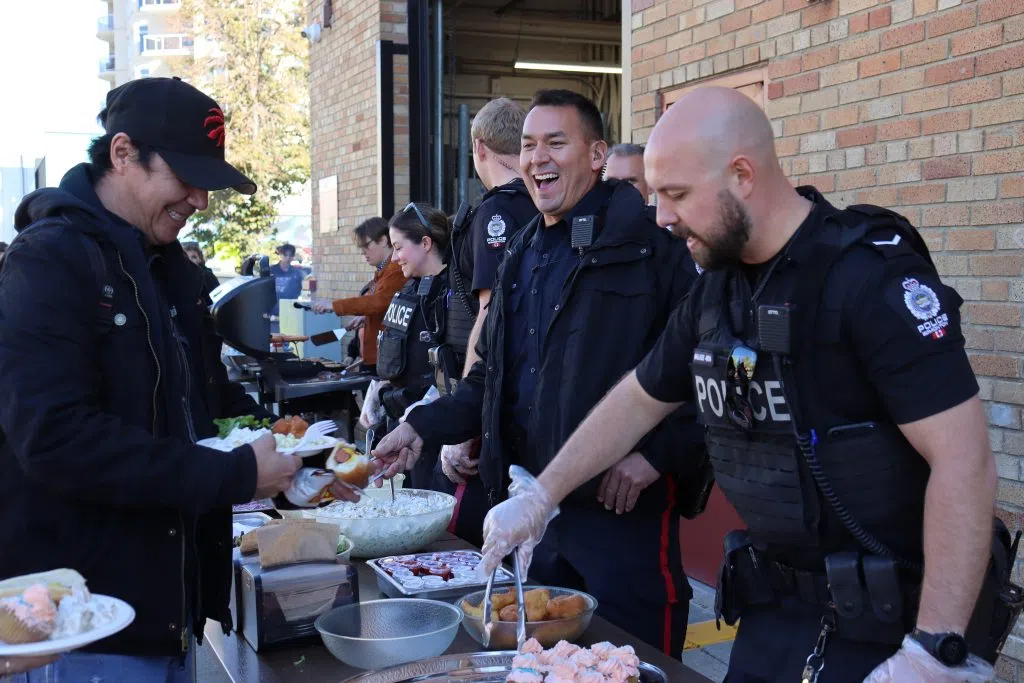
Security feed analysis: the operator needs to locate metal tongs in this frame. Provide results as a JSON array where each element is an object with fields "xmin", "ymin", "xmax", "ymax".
[
  {"xmin": 482, "ymin": 550, "xmax": 527, "ymax": 651},
  {"xmin": 364, "ymin": 425, "xmax": 395, "ymax": 503}
]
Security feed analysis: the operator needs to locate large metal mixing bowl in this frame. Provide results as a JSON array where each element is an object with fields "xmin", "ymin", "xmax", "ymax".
[{"xmin": 315, "ymin": 598, "xmax": 463, "ymax": 669}]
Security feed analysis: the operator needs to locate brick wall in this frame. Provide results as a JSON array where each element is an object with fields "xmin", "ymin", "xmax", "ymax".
[
  {"xmin": 631, "ymin": 0, "xmax": 1024, "ymax": 677},
  {"xmin": 307, "ymin": 0, "xmax": 408, "ymax": 300}
]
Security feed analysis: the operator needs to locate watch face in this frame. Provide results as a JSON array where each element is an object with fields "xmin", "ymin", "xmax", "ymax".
[{"xmin": 937, "ymin": 634, "xmax": 968, "ymax": 666}]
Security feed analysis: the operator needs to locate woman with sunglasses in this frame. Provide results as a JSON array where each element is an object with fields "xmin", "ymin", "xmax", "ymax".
[{"xmin": 372, "ymin": 202, "xmax": 452, "ymax": 490}]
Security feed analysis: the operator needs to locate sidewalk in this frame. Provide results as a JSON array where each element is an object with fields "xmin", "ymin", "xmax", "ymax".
[{"xmin": 682, "ymin": 580, "xmax": 735, "ymax": 683}]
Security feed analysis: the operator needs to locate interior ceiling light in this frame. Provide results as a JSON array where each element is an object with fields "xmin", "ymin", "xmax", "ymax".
[{"xmin": 514, "ymin": 61, "xmax": 622, "ymax": 75}]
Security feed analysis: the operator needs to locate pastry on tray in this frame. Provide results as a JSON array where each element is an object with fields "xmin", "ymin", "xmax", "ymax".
[{"xmin": 506, "ymin": 638, "xmax": 641, "ymax": 683}]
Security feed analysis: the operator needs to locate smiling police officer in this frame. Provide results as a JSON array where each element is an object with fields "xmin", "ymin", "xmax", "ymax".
[{"xmin": 474, "ymin": 87, "xmax": 1009, "ymax": 683}]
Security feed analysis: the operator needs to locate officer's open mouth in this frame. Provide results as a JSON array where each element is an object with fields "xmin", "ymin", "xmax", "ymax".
[
  {"xmin": 534, "ymin": 172, "xmax": 559, "ymax": 190},
  {"xmin": 167, "ymin": 208, "xmax": 189, "ymax": 222}
]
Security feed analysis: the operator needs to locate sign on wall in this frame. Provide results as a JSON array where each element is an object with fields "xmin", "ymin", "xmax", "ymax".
[{"xmin": 318, "ymin": 174, "xmax": 338, "ymax": 233}]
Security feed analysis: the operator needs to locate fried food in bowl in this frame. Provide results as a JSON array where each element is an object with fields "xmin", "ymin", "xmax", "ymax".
[{"xmin": 459, "ymin": 586, "xmax": 597, "ymax": 650}]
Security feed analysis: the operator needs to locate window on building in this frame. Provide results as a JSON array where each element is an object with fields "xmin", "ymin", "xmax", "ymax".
[{"xmin": 661, "ymin": 67, "xmax": 768, "ymax": 115}]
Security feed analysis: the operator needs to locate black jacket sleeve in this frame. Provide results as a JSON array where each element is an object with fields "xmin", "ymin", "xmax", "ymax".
[
  {"xmin": 634, "ymin": 234, "xmax": 705, "ymax": 476},
  {"xmin": 0, "ymin": 233, "xmax": 257, "ymax": 511}
]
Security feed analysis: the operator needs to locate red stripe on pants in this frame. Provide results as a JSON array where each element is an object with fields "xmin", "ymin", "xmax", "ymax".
[
  {"xmin": 447, "ymin": 482, "xmax": 467, "ymax": 534},
  {"xmin": 659, "ymin": 478, "xmax": 679, "ymax": 655}
]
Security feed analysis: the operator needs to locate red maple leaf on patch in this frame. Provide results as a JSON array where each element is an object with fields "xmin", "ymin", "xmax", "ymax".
[{"xmin": 204, "ymin": 107, "xmax": 225, "ymax": 147}]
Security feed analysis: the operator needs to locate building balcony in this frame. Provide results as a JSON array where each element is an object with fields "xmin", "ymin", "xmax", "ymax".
[
  {"xmin": 99, "ymin": 56, "xmax": 117, "ymax": 81},
  {"xmin": 97, "ymin": 14, "xmax": 114, "ymax": 38},
  {"xmin": 137, "ymin": 0, "xmax": 181, "ymax": 12},
  {"xmin": 140, "ymin": 33, "xmax": 194, "ymax": 56}
]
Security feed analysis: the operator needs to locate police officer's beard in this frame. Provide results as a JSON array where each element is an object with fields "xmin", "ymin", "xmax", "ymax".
[{"xmin": 688, "ymin": 190, "xmax": 752, "ymax": 271}]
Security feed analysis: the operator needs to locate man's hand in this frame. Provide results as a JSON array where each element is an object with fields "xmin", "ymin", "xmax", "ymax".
[
  {"xmin": 371, "ymin": 422, "xmax": 424, "ymax": 479},
  {"xmin": 864, "ymin": 635, "xmax": 994, "ymax": 682},
  {"xmin": 479, "ymin": 466, "xmax": 559, "ymax": 579},
  {"xmin": 345, "ymin": 316, "xmax": 365, "ymax": 331},
  {"xmin": 251, "ymin": 435, "xmax": 301, "ymax": 499},
  {"xmin": 2, "ymin": 654, "xmax": 60, "ymax": 675},
  {"xmin": 311, "ymin": 299, "xmax": 334, "ymax": 314},
  {"xmin": 596, "ymin": 452, "xmax": 660, "ymax": 514},
  {"xmin": 440, "ymin": 440, "xmax": 479, "ymax": 484}
]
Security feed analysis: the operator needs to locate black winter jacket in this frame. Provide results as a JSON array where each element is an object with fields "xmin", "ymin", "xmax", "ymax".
[
  {"xmin": 407, "ymin": 180, "xmax": 704, "ymax": 510},
  {"xmin": 0, "ymin": 164, "xmax": 268, "ymax": 657}
]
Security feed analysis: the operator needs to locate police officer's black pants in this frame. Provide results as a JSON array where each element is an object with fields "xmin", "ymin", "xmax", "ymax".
[
  {"xmin": 723, "ymin": 598, "xmax": 900, "ymax": 682},
  {"xmin": 527, "ymin": 497, "xmax": 691, "ymax": 659}
]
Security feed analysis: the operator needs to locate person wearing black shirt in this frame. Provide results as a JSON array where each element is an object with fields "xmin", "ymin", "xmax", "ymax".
[
  {"xmin": 369, "ymin": 89, "xmax": 704, "ymax": 658},
  {"xmin": 473, "ymin": 87, "xmax": 999, "ymax": 683},
  {"xmin": 181, "ymin": 241, "xmax": 221, "ymax": 296},
  {"xmin": 438, "ymin": 97, "xmax": 537, "ymax": 547}
]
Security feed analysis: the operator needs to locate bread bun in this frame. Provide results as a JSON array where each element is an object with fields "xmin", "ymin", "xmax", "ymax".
[{"xmin": 329, "ymin": 446, "xmax": 372, "ymax": 488}]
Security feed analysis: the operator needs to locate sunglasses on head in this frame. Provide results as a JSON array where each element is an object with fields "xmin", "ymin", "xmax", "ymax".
[
  {"xmin": 403, "ymin": 202, "xmax": 430, "ymax": 230},
  {"xmin": 726, "ymin": 344, "xmax": 758, "ymax": 430}
]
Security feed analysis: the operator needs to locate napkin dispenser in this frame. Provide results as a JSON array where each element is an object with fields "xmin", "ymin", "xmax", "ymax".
[{"xmin": 239, "ymin": 560, "xmax": 358, "ymax": 651}]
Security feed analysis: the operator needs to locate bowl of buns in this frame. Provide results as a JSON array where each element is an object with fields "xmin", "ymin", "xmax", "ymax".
[{"xmin": 458, "ymin": 586, "xmax": 597, "ymax": 650}]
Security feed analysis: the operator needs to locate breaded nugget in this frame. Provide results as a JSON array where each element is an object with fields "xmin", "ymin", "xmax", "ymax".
[
  {"xmin": 523, "ymin": 588, "xmax": 550, "ymax": 621},
  {"xmin": 490, "ymin": 589, "xmax": 517, "ymax": 612},
  {"xmin": 462, "ymin": 599, "xmax": 484, "ymax": 620},
  {"xmin": 499, "ymin": 604, "xmax": 520, "ymax": 621},
  {"xmin": 545, "ymin": 593, "xmax": 588, "ymax": 619}
]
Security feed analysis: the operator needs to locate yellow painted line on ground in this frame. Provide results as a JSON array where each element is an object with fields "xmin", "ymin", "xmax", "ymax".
[{"xmin": 684, "ymin": 619, "xmax": 739, "ymax": 650}]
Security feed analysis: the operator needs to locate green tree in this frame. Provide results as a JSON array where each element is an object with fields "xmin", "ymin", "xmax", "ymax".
[{"xmin": 173, "ymin": 0, "xmax": 309, "ymax": 260}]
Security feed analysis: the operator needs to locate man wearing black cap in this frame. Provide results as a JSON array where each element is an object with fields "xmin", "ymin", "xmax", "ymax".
[{"xmin": 0, "ymin": 78, "xmax": 305, "ymax": 682}]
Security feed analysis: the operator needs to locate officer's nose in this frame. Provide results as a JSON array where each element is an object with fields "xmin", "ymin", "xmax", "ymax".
[{"xmin": 655, "ymin": 201, "xmax": 677, "ymax": 231}]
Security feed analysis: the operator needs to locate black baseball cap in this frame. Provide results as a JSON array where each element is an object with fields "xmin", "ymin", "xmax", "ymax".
[{"xmin": 103, "ymin": 77, "xmax": 256, "ymax": 195}]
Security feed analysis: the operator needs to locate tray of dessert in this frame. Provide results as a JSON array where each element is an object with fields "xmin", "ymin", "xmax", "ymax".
[
  {"xmin": 341, "ymin": 638, "xmax": 667, "ymax": 682},
  {"xmin": 0, "ymin": 569, "xmax": 135, "ymax": 657},
  {"xmin": 367, "ymin": 550, "xmax": 515, "ymax": 600}
]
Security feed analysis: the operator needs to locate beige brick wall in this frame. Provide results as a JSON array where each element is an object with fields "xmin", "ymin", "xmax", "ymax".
[
  {"xmin": 307, "ymin": 0, "xmax": 408, "ymax": 300},
  {"xmin": 632, "ymin": 0, "xmax": 1024, "ymax": 677}
]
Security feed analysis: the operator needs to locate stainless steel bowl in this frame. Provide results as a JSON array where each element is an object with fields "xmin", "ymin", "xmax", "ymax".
[
  {"xmin": 458, "ymin": 586, "xmax": 597, "ymax": 650},
  {"xmin": 314, "ymin": 598, "xmax": 463, "ymax": 669}
]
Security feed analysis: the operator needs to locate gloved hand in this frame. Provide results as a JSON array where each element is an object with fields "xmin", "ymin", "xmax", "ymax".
[
  {"xmin": 441, "ymin": 439, "xmax": 479, "ymax": 484},
  {"xmin": 311, "ymin": 299, "xmax": 335, "ymax": 314},
  {"xmin": 359, "ymin": 379, "xmax": 388, "ymax": 428},
  {"xmin": 864, "ymin": 635, "xmax": 994, "ymax": 683},
  {"xmin": 400, "ymin": 385, "xmax": 440, "ymax": 422},
  {"xmin": 478, "ymin": 465, "xmax": 559, "ymax": 580}
]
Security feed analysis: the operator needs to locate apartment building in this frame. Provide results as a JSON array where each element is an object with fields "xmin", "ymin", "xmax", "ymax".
[{"xmin": 98, "ymin": 0, "xmax": 193, "ymax": 86}]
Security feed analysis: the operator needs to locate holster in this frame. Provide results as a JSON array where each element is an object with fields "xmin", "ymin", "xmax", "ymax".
[
  {"xmin": 428, "ymin": 344, "xmax": 462, "ymax": 396},
  {"xmin": 715, "ymin": 530, "xmax": 779, "ymax": 626},
  {"xmin": 379, "ymin": 387, "xmax": 411, "ymax": 419},
  {"xmin": 968, "ymin": 518, "xmax": 1024, "ymax": 664}
]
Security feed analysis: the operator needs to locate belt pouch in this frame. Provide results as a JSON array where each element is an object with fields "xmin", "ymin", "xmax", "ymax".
[
  {"xmin": 826, "ymin": 552, "xmax": 904, "ymax": 645},
  {"xmin": 861, "ymin": 555, "xmax": 907, "ymax": 645},
  {"xmin": 715, "ymin": 530, "xmax": 776, "ymax": 626}
]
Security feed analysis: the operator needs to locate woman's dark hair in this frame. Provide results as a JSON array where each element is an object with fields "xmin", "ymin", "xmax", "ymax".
[
  {"xmin": 181, "ymin": 241, "xmax": 205, "ymax": 264},
  {"xmin": 353, "ymin": 217, "xmax": 390, "ymax": 248},
  {"xmin": 86, "ymin": 106, "xmax": 155, "ymax": 176},
  {"xmin": 389, "ymin": 203, "xmax": 450, "ymax": 253}
]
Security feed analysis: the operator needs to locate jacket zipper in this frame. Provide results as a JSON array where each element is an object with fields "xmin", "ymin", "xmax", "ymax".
[
  {"xmin": 170, "ymin": 310, "xmax": 198, "ymax": 444},
  {"xmin": 179, "ymin": 512, "xmax": 188, "ymax": 654},
  {"xmin": 117, "ymin": 253, "xmax": 161, "ymax": 433}
]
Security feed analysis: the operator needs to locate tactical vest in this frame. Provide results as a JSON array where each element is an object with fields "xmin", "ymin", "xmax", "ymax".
[
  {"xmin": 376, "ymin": 291, "xmax": 418, "ymax": 381},
  {"xmin": 695, "ymin": 195, "xmax": 940, "ymax": 564}
]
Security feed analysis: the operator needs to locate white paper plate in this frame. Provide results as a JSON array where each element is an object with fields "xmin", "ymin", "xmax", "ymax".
[
  {"xmin": 197, "ymin": 436, "xmax": 337, "ymax": 457},
  {"xmin": 0, "ymin": 596, "xmax": 135, "ymax": 657}
]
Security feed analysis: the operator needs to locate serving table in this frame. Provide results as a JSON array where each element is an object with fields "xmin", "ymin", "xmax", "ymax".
[{"xmin": 203, "ymin": 534, "xmax": 712, "ymax": 683}]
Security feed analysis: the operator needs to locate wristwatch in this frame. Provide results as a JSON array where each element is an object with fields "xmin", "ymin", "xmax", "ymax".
[{"xmin": 911, "ymin": 628, "xmax": 969, "ymax": 667}]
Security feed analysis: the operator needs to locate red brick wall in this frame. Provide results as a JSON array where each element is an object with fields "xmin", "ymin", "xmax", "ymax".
[
  {"xmin": 632, "ymin": 0, "xmax": 1023, "ymax": 676},
  {"xmin": 307, "ymin": 0, "xmax": 408, "ymax": 299}
]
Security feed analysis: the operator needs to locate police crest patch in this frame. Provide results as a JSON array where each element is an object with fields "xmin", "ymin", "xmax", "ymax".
[
  {"xmin": 902, "ymin": 277, "xmax": 941, "ymax": 321},
  {"xmin": 486, "ymin": 214, "xmax": 508, "ymax": 249}
]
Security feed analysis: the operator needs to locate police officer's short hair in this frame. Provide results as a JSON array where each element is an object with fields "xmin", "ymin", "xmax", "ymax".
[
  {"xmin": 529, "ymin": 89, "xmax": 604, "ymax": 143},
  {"xmin": 354, "ymin": 217, "xmax": 390, "ymax": 248},
  {"xmin": 608, "ymin": 143, "xmax": 644, "ymax": 159},
  {"xmin": 390, "ymin": 203, "xmax": 451, "ymax": 253},
  {"xmin": 471, "ymin": 98, "xmax": 526, "ymax": 156}
]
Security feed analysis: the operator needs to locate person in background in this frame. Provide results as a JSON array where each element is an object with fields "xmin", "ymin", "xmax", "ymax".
[
  {"xmin": 373, "ymin": 203, "xmax": 451, "ymax": 489},
  {"xmin": 0, "ymin": 77, "xmax": 305, "ymax": 683},
  {"xmin": 312, "ymin": 217, "xmax": 407, "ymax": 374},
  {"xmin": 0, "ymin": 242, "xmax": 7, "ymax": 268},
  {"xmin": 270, "ymin": 243, "xmax": 304, "ymax": 305},
  {"xmin": 181, "ymin": 241, "xmax": 220, "ymax": 296},
  {"xmin": 603, "ymin": 143, "xmax": 651, "ymax": 204}
]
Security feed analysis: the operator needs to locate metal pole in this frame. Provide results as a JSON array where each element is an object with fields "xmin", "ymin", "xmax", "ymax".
[
  {"xmin": 433, "ymin": 1, "xmax": 443, "ymax": 208},
  {"xmin": 457, "ymin": 104, "xmax": 470, "ymax": 206}
]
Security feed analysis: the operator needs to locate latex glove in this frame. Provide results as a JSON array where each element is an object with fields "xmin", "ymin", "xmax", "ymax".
[
  {"xmin": 345, "ymin": 315, "xmax": 365, "ymax": 331},
  {"xmin": 478, "ymin": 465, "xmax": 559, "ymax": 579},
  {"xmin": 864, "ymin": 635, "xmax": 994, "ymax": 683},
  {"xmin": 371, "ymin": 422, "xmax": 424, "ymax": 480},
  {"xmin": 596, "ymin": 452, "xmax": 660, "ymax": 514},
  {"xmin": 359, "ymin": 380, "xmax": 388, "ymax": 429},
  {"xmin": 400, "ymin": 385, "xmax": 440, "ymax": 422},
  {"xmin": 441, "ymin": 439, "xmax": 479, "ymax": 484},
  {"xmin": 311, "ymin": 299, "xmax": 334, "ymax": 314}
]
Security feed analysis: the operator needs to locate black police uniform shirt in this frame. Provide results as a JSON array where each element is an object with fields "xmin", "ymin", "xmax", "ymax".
[
  {"xmin": 505, "ymin": 182, "xmax": 608, "ymax": 429},
  {"xmin": 459, "ymin": 178, "xmax": 537, "ymax": 293},
  {"xmin": 635, "ymin": 192, "xmax": 978, "ymax": 430}
]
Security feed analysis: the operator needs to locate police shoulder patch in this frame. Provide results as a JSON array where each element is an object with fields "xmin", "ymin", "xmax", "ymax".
[
  {"xmin": 485, "ymin": 213, "xmax": 509, "ymax": 249},
  {"xmin": 896, "ymin": 276, "xmax": 949, "ymax": 340}
]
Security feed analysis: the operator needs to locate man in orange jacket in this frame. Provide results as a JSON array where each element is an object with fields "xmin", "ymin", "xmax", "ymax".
[{"xmin": 313, "ymin": 217, "xmax": 407, "ymax": 373}]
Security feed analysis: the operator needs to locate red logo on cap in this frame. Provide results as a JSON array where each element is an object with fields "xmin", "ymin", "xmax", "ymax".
[{"xmin": 204, "ymin": 107, "xmax": 225, "ymax": 148}]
